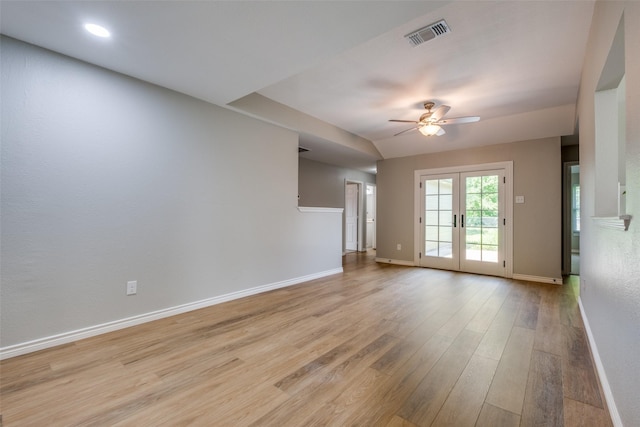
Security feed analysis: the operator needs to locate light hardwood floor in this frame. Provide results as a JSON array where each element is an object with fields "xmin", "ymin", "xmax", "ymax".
[{"xmin": 0, "ymin": 252, "xmax": 612, "ymax": 426}]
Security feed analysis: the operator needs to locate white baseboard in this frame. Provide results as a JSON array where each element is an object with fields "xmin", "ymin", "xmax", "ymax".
[
  {"xmin": 578, "ymin": 298, "xmax": 622, "ymax": 427},
  {"xmin": 512, "ymin": 273, "xmax": 563, "ymax": 285},
  {"xmin": 0, "ymin": 267, "xmax": 343, "ymax": 360},
  {"xmin": 375, "ymin": 257, "xmax": 415, "ymax": 267}
]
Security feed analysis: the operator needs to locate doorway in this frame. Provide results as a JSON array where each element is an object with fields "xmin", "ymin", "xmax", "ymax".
[
  {"xmin": 563, "ymin": 162, "xmax": 580, "ymax": 275},
  {"xmin": 345, "ymin": 181, "xmax": 362, "ymax": 252},
  {"xmin": 366, "ymin": 184, "xmax": 376, "ymax": 250},
  {"xmin": 414, "ymin": 162, "xmax": 513, "ymax": 278}
]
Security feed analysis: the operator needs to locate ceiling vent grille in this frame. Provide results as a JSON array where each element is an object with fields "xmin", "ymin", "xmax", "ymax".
[{"xmin": 405, "ymin": 20, "xmax": 450, "ymax": 47}]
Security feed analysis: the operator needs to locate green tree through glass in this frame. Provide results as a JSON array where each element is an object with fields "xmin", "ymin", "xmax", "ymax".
[{"xmin": 466, "ymin": 175, "xmax": 499, "ymax": 262}]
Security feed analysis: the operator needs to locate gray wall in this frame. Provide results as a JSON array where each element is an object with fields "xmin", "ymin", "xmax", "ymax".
[
  {"xmin": 1, "ymin": 37, "xmax": 342, "ymax": 350},
  {"xmin": 298, "ymin": 157, "xmax": 376, "ymax": 251},
  {"xmin": 376, "ymin": 137, "xmax": 562, "ymax": 279},
  {"xmin": 577, "ymin": 2, "xmax": 640, "ymax": 425},
  {"xmin": 298, "ymin": 157, "xmax": 376, "ymax": 207}
]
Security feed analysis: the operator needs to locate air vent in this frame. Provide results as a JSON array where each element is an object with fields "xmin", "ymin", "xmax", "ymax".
[
  {"xmin": 405, "ymin": 19, "xmax": 450, "ymax": 47},
  {"xmin": 298, "ymin": 147, "xmax": 310, "ymax": 153}
]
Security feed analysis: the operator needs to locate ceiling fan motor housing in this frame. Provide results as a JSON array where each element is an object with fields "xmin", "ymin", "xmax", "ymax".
[{"xmin": 419, "ymin": 113, "xmax": 433, "ymax": 123}]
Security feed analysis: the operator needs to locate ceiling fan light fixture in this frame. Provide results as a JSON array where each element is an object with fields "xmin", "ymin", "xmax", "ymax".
[
  {"xmin": 389, "ymin": 101, "xmax": 476, "ymax": 137},
  {"xmin": 419, "ymin": 123, "xmax": 441, "ymax": 136}
]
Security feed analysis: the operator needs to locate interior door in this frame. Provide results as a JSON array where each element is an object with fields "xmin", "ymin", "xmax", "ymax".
[
  {"xmin": 366, "ymin": 184, "xmax": 376, "ymax": 249},
  {"xmin": 420, "ymin": 169, "xmax": 506, "ymax": 277},
  {"xmin": 345, "ymin": 183, "xmax": 358, "ymax": 251}
]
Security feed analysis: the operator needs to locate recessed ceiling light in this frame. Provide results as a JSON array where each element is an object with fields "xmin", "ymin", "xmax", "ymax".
[{"xmin": 84, "ymin": 23, "xmax": 111, "ymax": 38}]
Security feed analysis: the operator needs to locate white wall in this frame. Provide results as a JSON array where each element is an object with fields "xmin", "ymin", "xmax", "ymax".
[
  {"xmin": 577, "ymin": 2, "xmax": 640, "ymax": 425},
  {"xmin": 0, "ymin": 37, "xmax": 342, "ymax": 353}
]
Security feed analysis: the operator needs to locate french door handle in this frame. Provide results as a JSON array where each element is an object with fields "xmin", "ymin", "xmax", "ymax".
[
  {"xmin": 453, "ymin": 214, "xmax": 457, "ymax": 228},
  {"xmin": 461, "ymin": 214, "xmax": 465, "ymax": 228}
]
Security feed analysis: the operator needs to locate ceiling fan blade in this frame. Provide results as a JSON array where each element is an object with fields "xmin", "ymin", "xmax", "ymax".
[
  {"xmin": 437, "ymin": 116, "xmax": 480, "ymax": 125},
  {"xmin": 389, "ymin": 119, "xmax": 419, "ymax": 123},
  {"xmin": 431, "ymin": 105, "xmax": 451, "ymax": 121},
  {"xmin": 393, "ymin": 126, "xmax": 419, "ymax": 136}
]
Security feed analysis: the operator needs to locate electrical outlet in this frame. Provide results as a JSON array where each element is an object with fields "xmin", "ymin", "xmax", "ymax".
[
  {"xmin": 126, "ymin": 280, "xmax": 137, "ymax": 295},
  {"xmin": 397, "ymin": 244, "xmax": 402, "ymax": 250}
]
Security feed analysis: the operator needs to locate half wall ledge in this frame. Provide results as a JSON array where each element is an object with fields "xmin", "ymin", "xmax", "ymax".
[
  {"xmin": 592, "ymin": 215, "xmax": 632, "ymax": 231},
  {"xmin": 298, "ymin": 207, "xmax": 344, "ymax": 213}
]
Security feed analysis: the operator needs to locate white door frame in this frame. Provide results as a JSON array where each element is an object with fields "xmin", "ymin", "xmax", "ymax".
[
  {"xmin": 345, "ymin": 180, "xmax": 364, "ymax": 252},
  {"xmin": 414, "ymin": 161, "xmax": 513, "ymax": 278}
]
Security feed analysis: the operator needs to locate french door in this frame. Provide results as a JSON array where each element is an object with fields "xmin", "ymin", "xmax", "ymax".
[{"xmin": 419, "ymin": 169, "xmax": 506, "ymax": 277}]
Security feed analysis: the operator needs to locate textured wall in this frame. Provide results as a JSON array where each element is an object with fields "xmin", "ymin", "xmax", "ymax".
[
  {"xmin": 577, "ymin": 2, "xmax": 640, "ymax": 425},
  {"xmin": 1, "ymin": 37, "xmax": 342, "ymax": 349}
]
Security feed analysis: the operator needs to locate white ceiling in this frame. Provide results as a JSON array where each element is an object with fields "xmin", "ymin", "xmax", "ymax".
[{"xmin": 1, "ymin": 1, "xmax": 594, "ymax": 173}]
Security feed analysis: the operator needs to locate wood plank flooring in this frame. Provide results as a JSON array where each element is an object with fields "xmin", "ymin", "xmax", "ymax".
[{"xmin": 0, "ymin": 252, "xmax": 612, "ymax": 426}]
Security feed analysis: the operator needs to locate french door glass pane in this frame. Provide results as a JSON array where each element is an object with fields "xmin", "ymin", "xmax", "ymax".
[
  {"xmin": 483, "ymin": 175, "xmax": 498, "ymax": 191},
  {"xmin": 425, "ymin": 210, "xmax": 439, "ymax": 225},
  {"xmin": 439, "ymin": 210, "xmax": 452, "ymax": 226},
  {"xmin": 467, "ymin": 176, "xmax": 482, "ymax": 193},
  {"xmin": 425, "ymin": 178, "xmax": 453, "ymax": 258},
  {"xmin": 482, "ymin": 245, "xmax": 499, "ymax": 262},
  {"xmin": 425, "ymin": 240, "xmax": 438, "ymax": 256},
  {"xmin": 440, "ymin": 180, "xmax": 453, "ymax": 194},
  {"xmin": 426, "ymin": 180, "xmax": 439, "ymax": 195},
  {"xmin": 466, "ymin": 193, "xmax": 481, "ymax": 211},
  {"xmin": 466, "ymin": 227, "xmax": 482, "ymax": 244},
  {"xmin": 439, "ymin": 226, "xmax": 452, "ymax": 242},
  {"xmin": 439, "ymin": 194, "xmax": 452, "ymax": 210},
  {"xmin": 482, "ymin": 228, "xmax": 498, "ymax": 245},
  {"xmin": 483, "ymin": 194, "xmax": 498, "ymax": 211},
  {"xmin": 426, "ymin": 226, "xmax": 438, "ymax": 240},
  {"xmin": 466, "ymin": 244, "xmax": 482, "ymax": 260},
  {"xmin": 465, "ymin": 174, "xmax": 499, "ymax": 263},
  {"xmin": 439, "ymin": 242, "xmax": 453, "ymax": 258}
]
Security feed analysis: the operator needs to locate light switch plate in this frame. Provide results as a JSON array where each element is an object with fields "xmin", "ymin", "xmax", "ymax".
[
  {"xmin": 126, "ymin": 280, "xmax": 137, "ymax": 295},
  {"xmin": 515, "ymin": 196, "xmax": 525, "ymax": 204}
]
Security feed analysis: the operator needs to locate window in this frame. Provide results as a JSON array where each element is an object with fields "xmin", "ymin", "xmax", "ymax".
[{"xmin": 572, "ymin": 184, "xmax": 580, "ymax": 233}]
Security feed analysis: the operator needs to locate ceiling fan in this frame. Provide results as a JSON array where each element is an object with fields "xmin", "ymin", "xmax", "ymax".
[{"xmin": 389, "ymin": 101, "xmax": 480, "ymax": 136}]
